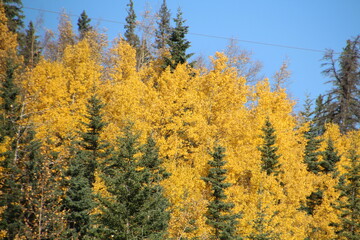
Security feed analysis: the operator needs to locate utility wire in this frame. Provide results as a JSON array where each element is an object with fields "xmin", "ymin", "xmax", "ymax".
[{"xmin": 23, "ymin": 6, "xmax": 338, "ymax": 55}]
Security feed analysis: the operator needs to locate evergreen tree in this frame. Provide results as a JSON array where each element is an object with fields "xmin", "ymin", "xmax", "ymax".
[
  {"xmin": 124, "ymin": 0, "xmax": 140, "ymax": 49},
  {"xmin": 62, "ymin": 145, "xmax": 95, "ymax": 239},
  {"xmin": 303, "ymin": 122, "xmax": 322, "ymax": 174},
  {"xmin": 99, "ymin": 124, "xmax": 170, "ymax": 239},
  {"xmin": 2, "ymin": 0, "xmax": 24, "ymax": 34},
  {"xmin": 312, "ymin": 94, "xmax": 328, "ymax": 136},
  {"xmin": 163, "ymin": 8, "xmax": 194, "ymax": 71},
  {"xmin": 319, "ymin": 138, "xmax": 340, "ymax": 175},
  {"xmin": 332, "ymin": 148, "xmax": 360, "ymax": 239},
  {"xmin": 62, "ymin": 95, "xmax": 108, "ymax": 239},
  {"xmin": 301, "ymin": 189, "xmax": 323, "ymax": 216},
  {"xmin": 202, "ymin": 145, "xmax": 241, "ymax": 240},
  {"xmin": 19, "ymin": 21, "xmax": 41, "ymax": 68},
  {"xmin": 0, "ymin": 59, "xmax": 23, "ymax": 240},
  {"xmin": 258, "ymin": 118, "xmax": 282, "ymax": 177},
  {"xmin": 321, "ymin": 36, "xmax": 360, "ymax": 133},
  {"xmin": 77, "ymin": 10, "xmax": 92, "ymax": 40},
  {"xmin": 155, "ymin": 0, "xmax": 171, "ymax": 50},
  {"xmin": 247, "ymin": 200, "xmax": 279, "ymax": 240},
  {"xmin": 79, "ymin": 94, "xmax": 109, "ymax": 186}
]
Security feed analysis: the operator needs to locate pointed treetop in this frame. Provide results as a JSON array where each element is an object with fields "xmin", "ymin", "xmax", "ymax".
[
  {"xmin": 163, "ymin": 7, "xmax": 194, "ymax": 70},
  {"xmin": 258, "ymin": 117, "xmax": 282, "ymax": 177},
  {"xmin": 124, "ymin": 0, "xmax": 140, "ymax": 48},
  {"xmin": 77, "ymin": 10, "xmax": 92, "ymax": 39},
  {"xmin": 155, "ymin": 0, "xmax": 171, "ymax": 50}
]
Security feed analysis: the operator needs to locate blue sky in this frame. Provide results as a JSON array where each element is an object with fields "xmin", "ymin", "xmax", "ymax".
[{"xmin": 22, "ymin": 0, "xmax": 360, "ymax": 111}]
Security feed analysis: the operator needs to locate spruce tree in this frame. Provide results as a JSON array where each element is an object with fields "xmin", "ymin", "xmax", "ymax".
[
  {"xmin": 77, "ymin": 10, "xmax": 92, "ymax": 40},
  {"xmin": 63, "ymin": 95, "xmax": 108, "ymax": 239},
  {"xmin": 79, "ymin": 94, "xmax": 109, "ymax": 186},
  {"xmin": 332, "ymin": 148, "xmax": 360, "ymax": 239},
  {"xmin": 320, "ymin": 138, "xmax": 340, "ymax": 175},
  {"xmin": 258, "ymin": 118, "xmax": 281, "ymax": 177},
  {"xmin": 0, "ymin": 59, "xmax": 23, "ymax": 240},
  {"xmin": 202, "ymin": 145, "xmax": 241, "ymax": 240},
  {"xmin": 155, "ymin": 0, "xmax": 171, "ymax": 50},
  {"xmin": 2, "ymin": 0, "xmax": 24, "ymax": 34},
  {"xmin": 163, "ymin": 8, "xmax": 194, "ymax": 71},
  {"xmin": 62, "ymin": 145, "xmax": 95, "ymax": 239},
  {"xmin": 99, "ymin": 124, "xmax": 170, "ymax": 239},
  {"xmin": 124, "ymin": 0, "xmax": 140, "ymax": 49},
  {"xmin": 312, "ymin": 94, "xmax": 328, "ymax": 136},
  {"xmin": 303, "ymin": 122, "xmax": 322, "ymax": 174},
  {"xmin": 19, "ymin": 21, "xmax": 41, "ymax": 68}
]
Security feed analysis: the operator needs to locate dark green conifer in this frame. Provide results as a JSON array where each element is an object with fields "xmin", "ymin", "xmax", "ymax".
[
  {"xmin": 320, "ymin": 138, "xmax": 340, "ymax": 175},
  {"xmin": 19, "ymin": 21, "xmax": 41, "ymax": 68},
  {"xmin": 332, "ymin": 148, "xmax": 360, "ymax": 239},
  {"xmin": 163, "ymin": 8, "xmax": 194, "ymax": 70},
  {"xmin": 79, "ymin": 94, "xmax": 108, "ymax": 186},
  {"xmin": 301, "ymin": 189, "xmax": 323, "ymax": 216},
  {"xmin": 258, "ymin": 118, "xmax": 281, "ymax": 177},
  {"xmin": 303, "ymin": 122, "xmax": 322, "ymax": 174},
  {"xmin": 2, "ymin": 0, "xmax": 24, "ymax": 34},
  {"xmin": 99, "ymin": 125, "xmax": 170, "ymax": 239},
  {"xmin": 77, "ymin": 10, "xmax": 92, "ymax": 40},
  {"xmin": 155, "ymin": 0, "xmax": 171, "ymax": 50},
  {"xmin": 124, "ymin": 0, "xmax": 140, "ymax": 49},
  {"xmin": 63, "ymin": 95, "xmax": 108, "ymax": 239},
  {"xmin": 312, "ymin": 94, "xmax": 327, "ymax": 136},
  {"xmin": 202, "ymin": 145, "xmax": 242, "ymax": 240},
  {"xmin": 0, "ymin": 59, "xmax": 23, "ymax": 240},
  {"xmin": 63, "ymin": 146, "xmax": 95, "ymax": 239}
]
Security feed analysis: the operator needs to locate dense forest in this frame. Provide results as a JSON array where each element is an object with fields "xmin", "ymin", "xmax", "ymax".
[{"xmin": 1, "ymin": 0, "xmax": 360, "ymax": 239}]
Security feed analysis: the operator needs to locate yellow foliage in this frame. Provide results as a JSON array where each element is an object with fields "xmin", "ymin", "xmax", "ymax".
[
  {"xmin": 0, "ymin": 4, "xmax": 17, "ymax": 64},
  {"xmin": 17, "ymin": 31, "xmax": 360, "ymax": 239}
]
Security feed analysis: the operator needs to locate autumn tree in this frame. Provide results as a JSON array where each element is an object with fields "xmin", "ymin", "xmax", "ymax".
[
  {"xmin": 332, "ymin": 148, "xmax": 360, "ymax": 239},
  {"xmin": 19, "ymin": 21, "xmax": 41, "ymax": 68},
  {"xmin": 77, "ymin": 10, "xmax": 93, "ymax": 40},
  {"xmin": 258, "ymin": 118, "xmax": 281, "ymax": 176},
  {"xmin": 321, "ymin": 36, "xmax": 360, "ymax": 133},
  {"xmin": 163, "ymin": 8, "xmax": 194, "ymax": 70},
  {"xmin": 44, "ymin": 12, "xmax": 76, "ymax": 61},
  {"xmin": 155, "ymin": 0, "xmax": 171, "ymax": 50},
  {"xmin": 98, "ymin": 124, "xmax": 170, "ymax": 239},
  {"xmin": 202, "ymin": 145, "xmax": 242, "ymax": 240}
]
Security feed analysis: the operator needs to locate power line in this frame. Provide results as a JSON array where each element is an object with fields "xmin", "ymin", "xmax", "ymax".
[{"xmin": 23, "ymin": 6, "xmax": 336, "ymax": 54}]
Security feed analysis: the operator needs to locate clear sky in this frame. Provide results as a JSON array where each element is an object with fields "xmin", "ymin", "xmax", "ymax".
[{"xmin": 22, "ymin": 0, "xmax": 360, "ymax": 111}]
